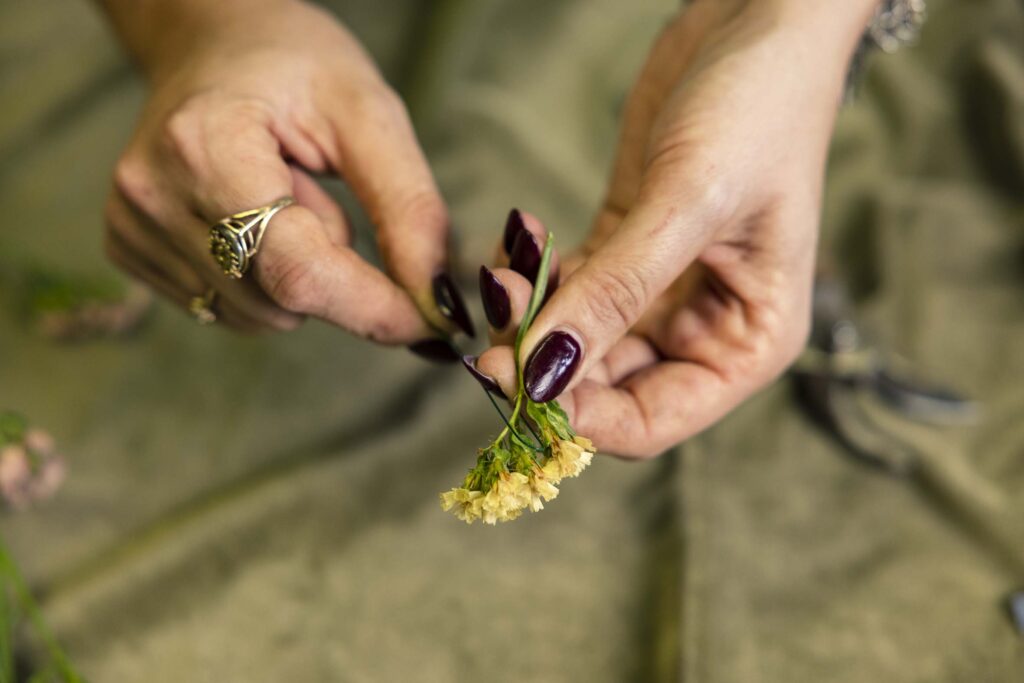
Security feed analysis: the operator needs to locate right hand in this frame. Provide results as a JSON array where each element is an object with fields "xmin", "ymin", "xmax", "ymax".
[{"xmin": 104, "ymin": 0, "xmax": 471, "ymax": 344}]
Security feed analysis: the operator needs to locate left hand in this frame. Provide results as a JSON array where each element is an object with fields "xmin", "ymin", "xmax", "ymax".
[{"xmin": 474, "ymin": 0, "xmax": 875, "ymax": 457}]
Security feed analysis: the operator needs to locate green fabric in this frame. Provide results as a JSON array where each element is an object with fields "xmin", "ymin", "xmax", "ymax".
[{"xmin": 1, "ymin": 0, "xmax": 1022, "ymax": 680}]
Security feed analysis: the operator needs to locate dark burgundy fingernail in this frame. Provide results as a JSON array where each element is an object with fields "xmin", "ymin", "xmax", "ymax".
[
  {"xmin": 509, "ymin": 229, "xmax": 541, "ymax": 283},
  {"xmin": 461, "ymin": 355, "xmax": 503, "ymax": 395},
  {"xmin": 523, "ymin": 331, "xmax": 581, "ymax": 403},
  {"xmin": 433, "ymin": 272, "xmax": 475, "ymax": 338},
  {"xmin": 503, "ymin": 208, "xmax": 527, "ymax": 254},
  {"xmin": 479, "ymin": 266, "xmax": 511, "ymax": 329},
  {"xmin": 409, "ymin": 339, "xmax": 460, "ymax": 363}
]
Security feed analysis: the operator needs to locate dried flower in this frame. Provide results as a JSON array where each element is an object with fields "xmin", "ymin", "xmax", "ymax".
[
  {"xmin": 548, "ymin": 436, "xmax": 594, "ymax": 479},
  {"xmin": 440, "ymin": 487, "xmax": 484, "ymax": 524},
  {"xmin": 440, "ymin": 233, "xmax": 597, "ymax": 524},
  {"xmin": 28, "ymin": 274, "xmax": 152, "ymax": 342},
  {"xmin": 526, "ymin": 466, "xmax": 560, "ymax": 512}
]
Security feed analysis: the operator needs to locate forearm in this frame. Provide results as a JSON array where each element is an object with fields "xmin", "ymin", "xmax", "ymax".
[{"xmin": 95, "ymin": 0, "xmax": 296, "ymax": 78}]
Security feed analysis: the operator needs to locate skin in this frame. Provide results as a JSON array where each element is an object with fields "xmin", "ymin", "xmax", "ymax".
[
  {"xmin": 100, "ymin": 0, "xmax": 876, "ymax": 457},
  {"xmin": 99, "ymin": 0, "xmax": 453, "ymax": 338},
  {"xmin": 477, "ymin": 0, "xmax": 878, "ymax": 458}
]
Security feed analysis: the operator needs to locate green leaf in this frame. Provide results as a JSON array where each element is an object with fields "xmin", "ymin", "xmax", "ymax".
[{"xmin": 526, "ymin": 399, "xmax": 572, "ymax": 441}]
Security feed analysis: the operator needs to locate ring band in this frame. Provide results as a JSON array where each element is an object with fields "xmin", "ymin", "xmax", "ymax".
[
  {"xmin": 189, "ymin": 289, "xmax": 217, "ymax": 325},
  {"xmin": 209, "ymin": 196, "xmax": 295, "ymax": 279}
]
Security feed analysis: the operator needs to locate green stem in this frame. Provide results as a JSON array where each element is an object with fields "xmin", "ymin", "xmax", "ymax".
[
  {"xmin": 477, "ymin": 234, "xmax": 557, "ymax": 454},
  {"xmin": 485, "ymin": 392, "xmax": 534, "ymax": 450},
  {"xmin": 492, "ymin": 392, "xmax": 525, "ymax": 447},
  {"xmin": 0, "ymin": 544, "xmax": 82, "ymax": 682},
  {"xmin": 0, "ymin": 580, "xmax": 14, "ymax": 683},
  {"xmin": 514, "ymin": 234, "xmax": 555, "ymax": 383}
]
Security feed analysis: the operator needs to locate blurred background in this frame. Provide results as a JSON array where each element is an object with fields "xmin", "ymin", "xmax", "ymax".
[{"xmin": 1, "ymin": 0, "xmax": 1022, "ymax": 681}]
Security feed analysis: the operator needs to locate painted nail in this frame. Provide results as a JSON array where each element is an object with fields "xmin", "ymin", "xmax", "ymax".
[
  {"xmin": 479, "ymin": 266, "xmax": 511, "ymax": 329},
  {"xmin": 523, "ymin": 331, "xmax": 581, "ymax": 403},
  {"xmin": 409, "ymin": 339, "xmax": 460, "ymax": 363},
  {"xmin": 461, "ymin": 355, "xmax": 503, "ymax": 395},
  {"xmin": 509, "ymin": 229, "xmax": 541, "ymax": 283},
  {"xmin": 433, "ymin": 272, "xmax": 475, "ymax": 338},
  {"xmin": 503, "ymin": 208, "xmax": 527, "ymax": 254}
]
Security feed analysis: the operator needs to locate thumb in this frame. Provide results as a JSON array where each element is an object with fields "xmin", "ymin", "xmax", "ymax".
[{"xmin": 518, "ymin": 182, "xmax": 716, "ymax": 403}]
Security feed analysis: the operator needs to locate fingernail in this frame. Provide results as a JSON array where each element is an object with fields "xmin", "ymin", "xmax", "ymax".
[
  {"xmin": 409, "ymin": 339, "xmax": 460, "ymax": 363},
  {"xmin": 503, "ymin": 208, "xmax": 527, "ymax": 254},
  {"xmin": 461, "ymin": 355, "xmax": 503, "ymax": 395},
  {"xmin": 509, "ymin": 229, "xmax": 541, "ymax": 283},
  {"xmin": 432, "ymin": 272, "xmax": 475, "ymax": 338},
  {"xmin": 479, "ymin": 266, "xmax": 511, "ymax": 329},
  {"xmin": 523, "ymin": 331, "xmax": 581, "ymax": 403}
]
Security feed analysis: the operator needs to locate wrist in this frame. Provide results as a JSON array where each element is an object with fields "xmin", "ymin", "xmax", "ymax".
[
  {"xmin": 725, "ymin": 0, "xmax": 881, "ymax": 91},
  {"xmin": 99, "ymin": 0, "xmax": 302, "ymax": 81},
  {"xmin": 752, "ymin": 0, "xmax": 878, "ymax": 47}
]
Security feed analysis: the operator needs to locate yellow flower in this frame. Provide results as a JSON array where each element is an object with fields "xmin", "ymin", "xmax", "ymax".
[
  {"xmin": 541, "ymin": 458, "xmax": 562, "ymax": 483},
  {"xmin": 548, "ymin": 437, "xmax": 595, "ymax": 479},
  {"xmin": 440, "ymin": 487, "xmax": 484, "ymax": 524},
  {"xmin": 480, "ymin": 472, "xmax": 531, "ymax": 524},
  {"xmin": 573, "ymin": 435, "xmax": 595, "ymax": 451},
  {"xmin": 526, "ymin": 467, "xmax": 560, "ymax": 512}
]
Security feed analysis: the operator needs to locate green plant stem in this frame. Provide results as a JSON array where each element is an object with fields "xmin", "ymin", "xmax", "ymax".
[
  {"xmin": 513, "ymin": 234, "xmax": 555, "ymax": 382},
  {"xmin": 0, "ymin": 544, "xmax": 82, "ymax": 682},
  {"xmin": 484, "ymin": 392, "xmax": 535, "ymax": 450},
  {"xmin": 0, "ymin": 579, "xmax": 14, "ymax": 683},
  {"xmin": 478, "ymin": 234, "xmax": 557, "ymax": 456},
  {"xmin": 492, "ymin": 393, "xmax": 525, "ymax": 447}
]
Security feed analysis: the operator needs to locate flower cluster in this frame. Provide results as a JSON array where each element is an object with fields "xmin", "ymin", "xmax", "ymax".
[
  {"xmin": 441, "ymin": 230, "xmax": 596, "ymax": 525},
  {"xmin": 0, "ymin": 412, "xmax": 65, "ymax": 511},
  {"xmin": 440, "ymin": 399, "xmax": 595, "ymax": 525},
  {"xmin": 20, "ymin": 270, "xmax": 152, "ymax": 341}
]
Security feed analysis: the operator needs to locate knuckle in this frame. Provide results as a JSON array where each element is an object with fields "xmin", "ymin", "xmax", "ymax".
[
  {"xmin": 393, "ymin": 190, "xmax": 447, "ymax": 230},
  {"xmin": 162, "ymin": 106, "xmax": 197, "ymax": 154},
  {"xmin": 776, "ymin": 313, "xmax": 811, "ymax": 372},
  {"xmin": 643, "ymin": 147, "xmax": 734, "ymax": 227},
  {"xmin": 261, "ymin": 258, "xmax": 319, "ymax": 314},
  {"xmin": 348, "ymin": 82, "xmax": 410, "ymax": 127},
  {"xmin": 380, "ymin": 87, "xmax": 412, "ymax": 123},
  {"xmin": 581, "ymin": 265, "xmax": 650, "ymax": 332},
  {"xmin": 112, "ymin": 155, "xmax": 153, "ymax": 207},
  {"xmin": 162, "ymin": 105, "xmax": 207, "ymax": 173},
  {"xmin": 371, "ymin": 84, "xmax": 408, "ymax": 120},
  {"xmin": 363, "ymin": 318, "xmax": 401, "ymax": 344}
]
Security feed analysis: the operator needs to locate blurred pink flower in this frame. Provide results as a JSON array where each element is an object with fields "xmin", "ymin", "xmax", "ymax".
[{"xmin": 0, "ymin": 430, "xmax": 66, "ymax": 511}]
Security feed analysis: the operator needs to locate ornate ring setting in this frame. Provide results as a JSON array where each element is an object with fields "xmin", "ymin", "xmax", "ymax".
[{"xmin": 209, "ymin": 196, "xmax": 295, "ymax": 279}]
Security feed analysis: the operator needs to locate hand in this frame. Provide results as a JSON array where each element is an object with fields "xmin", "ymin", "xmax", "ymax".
[
  {"xmin": 102, "ymin": 0, "xmax": 472, "ymax": 345},
  {"xmin": 473, "ymin": 0, "xmax": 876, "ymax": 457}
]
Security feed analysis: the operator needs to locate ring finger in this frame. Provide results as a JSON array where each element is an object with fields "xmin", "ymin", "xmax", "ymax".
[{"xmin": 105, "ymin": 230, "xmax": 262, "ymax": 332}]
